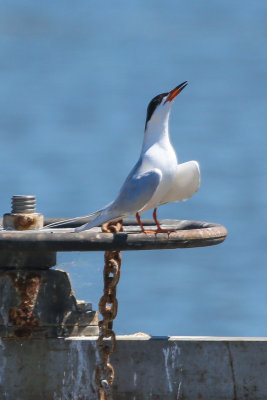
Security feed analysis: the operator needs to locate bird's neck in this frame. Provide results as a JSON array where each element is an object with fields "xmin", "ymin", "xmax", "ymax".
[{"xmin": 141, "ymin": 113, "xmax": 171, "ymax": 153}]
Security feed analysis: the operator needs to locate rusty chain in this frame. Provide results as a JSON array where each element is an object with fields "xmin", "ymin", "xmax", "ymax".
[{"xmin": 95, "ymin": 220, "xmax": 123, "ymax": 400}]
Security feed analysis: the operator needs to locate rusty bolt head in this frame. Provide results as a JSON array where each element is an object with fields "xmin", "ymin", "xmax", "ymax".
[{"xmin": 3, "ymin": 213, "xmax": 44, "ymax": 231}]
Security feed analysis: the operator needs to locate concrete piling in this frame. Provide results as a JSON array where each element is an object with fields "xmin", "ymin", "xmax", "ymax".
[
  {"xmin": 4, "ymin": 195, "xmax": 266, "ymax": 399},
  {"xmin": 0, "ymin": 335, "xmax": 267, "ymax": 399}
]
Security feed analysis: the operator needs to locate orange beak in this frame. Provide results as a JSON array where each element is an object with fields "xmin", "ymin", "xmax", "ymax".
[{"xmin": 164, "ymin": 81, "xmax": 188, "ymax": 104}]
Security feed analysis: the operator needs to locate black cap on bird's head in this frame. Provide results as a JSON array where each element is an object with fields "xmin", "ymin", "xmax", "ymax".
[{"xmin": 145, "ymin": 81, "xmax": 188, "ymax": 130}]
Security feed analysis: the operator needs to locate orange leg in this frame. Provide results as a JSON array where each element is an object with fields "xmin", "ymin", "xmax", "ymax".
[
  {"xmin": 136, "ymin": 212, "xmax": 156, "ymax": 234},
  {"xmin": 152, "ymin": 208, "xmax": 161, "ymax": 230},
  {"xmin": 152, "ymin": 208, "xmax": 175, "ymax": 234}
]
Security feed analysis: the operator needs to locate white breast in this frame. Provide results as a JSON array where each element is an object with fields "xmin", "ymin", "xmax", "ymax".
[{"xmin": 138, "ymin": 141, "xmax": 178, "ymax": 213}]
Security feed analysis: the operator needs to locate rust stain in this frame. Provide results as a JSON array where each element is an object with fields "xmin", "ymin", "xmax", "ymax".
[
  {"xmin": 8, "ymin": 272, "xmax": 41, "ymax": 337},
  {"xmin": 91, "ymin": 311, "xmax": 99, "ymax": 324},
  {"xmin": 13, "ymin": 214, "xmax": 38, "ymax": 230}
]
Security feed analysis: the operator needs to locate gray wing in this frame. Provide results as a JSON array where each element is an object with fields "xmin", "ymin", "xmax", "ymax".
[
  {"xmin": 110, "ymin": 168, "xmax": 162, "ymax": 215},
  {"xmin": 75, "ymin": 169, "xmax": 161, "ymax": 232},
  {"xmin": 75, "ymin": 162, "xmax": 162, "ymax": 232}
]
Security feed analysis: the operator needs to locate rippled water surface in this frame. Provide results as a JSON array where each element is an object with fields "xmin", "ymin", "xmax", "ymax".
[{"xmin": 0, "ymin": 1, "xmax": 266, "ymax": 336}]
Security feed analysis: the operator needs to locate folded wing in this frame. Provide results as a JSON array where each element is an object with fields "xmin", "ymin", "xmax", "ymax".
[{"xmin": 75, "ymin": 168, "xmax": 162, "ymax": 232}]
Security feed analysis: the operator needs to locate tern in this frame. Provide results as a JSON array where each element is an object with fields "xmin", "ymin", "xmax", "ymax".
[
  {"xmin": 45, "ymin": 82, "xmax": 200, "ymax": 233},
  {"xmin": 75, "ymin": 81, "xmax": 200, "ymax": 233}
]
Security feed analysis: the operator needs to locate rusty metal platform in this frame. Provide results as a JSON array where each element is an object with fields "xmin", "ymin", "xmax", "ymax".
[{"xmin": 0, "ymin": 218, "xmax": 227, "ymax": 252}]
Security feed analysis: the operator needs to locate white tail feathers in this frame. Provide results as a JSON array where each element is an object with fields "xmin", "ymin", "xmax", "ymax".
[
  {"xmin": 43, "ymin": 210, "xmax": 102, "ymax": 229},
  {"xmin": 74, "ymin": 211, "xmax": 123, "ymax": 232}
]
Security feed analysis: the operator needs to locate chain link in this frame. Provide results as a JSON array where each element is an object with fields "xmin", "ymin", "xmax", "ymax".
[{"xmin": 95, "ymin": 220, "xmax": 123, "ymax": 400}]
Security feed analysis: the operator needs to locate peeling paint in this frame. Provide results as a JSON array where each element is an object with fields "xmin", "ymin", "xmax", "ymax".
[
  {"xmin": 60, "ymin": 341, "xmax": 95, "ymax": 400},
  {"xmin": 163, "ymin": 343, "xmax": 183, "ymax": 397},
  {"xmin": 163, "ymin": 347, "xmax": 173, "ymax": 392},
  {"xmin": 173, "ymin": 342, "xmax": 183, "ymax": 397},
  {"xmin": 177, "ymin": 381, "xmax": 182, "ymax": 400},
  {"xmin": 133, "ymin": 371, "xmax": 137, "ymax": 387},
  {"xmin": 170, "ymin": 342, "xmax": 181, "ymax": 369},
  {"xmin": 92, "ymin": 338, "xmax": 101, "ymax": 364}
]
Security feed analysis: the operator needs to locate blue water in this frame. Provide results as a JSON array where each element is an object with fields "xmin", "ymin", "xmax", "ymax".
[{"xmin": 0, "ymin": 1, "xmax": 266, "ymax": 336}]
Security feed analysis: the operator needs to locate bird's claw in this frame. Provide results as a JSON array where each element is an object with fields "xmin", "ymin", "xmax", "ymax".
[
  {"xmin": 141, "ymin": 229, "xmax": 157, "ymax": 234},
  {"xmin": 141, "ymin": 228, "xmax": 175, "ymax": 236},
  {"xmin": 155, "ymin": 228, "xmax": 176, "ymax": 234}
]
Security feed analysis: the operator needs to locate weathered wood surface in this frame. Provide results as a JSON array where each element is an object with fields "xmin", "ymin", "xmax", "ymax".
[{"xmin": 0, "ymin": 219, "xmax": 227, "ymax": 252}]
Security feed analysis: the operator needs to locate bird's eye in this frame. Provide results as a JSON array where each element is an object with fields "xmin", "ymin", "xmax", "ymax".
[{"xmin": 145, "ymin": 92, "xmax": 169, "ymax": 129}]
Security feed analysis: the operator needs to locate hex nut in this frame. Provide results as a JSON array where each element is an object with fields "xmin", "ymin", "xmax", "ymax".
[{"xmin": 3, "ymin": 213, "xmax": 44, "ymax": 231}]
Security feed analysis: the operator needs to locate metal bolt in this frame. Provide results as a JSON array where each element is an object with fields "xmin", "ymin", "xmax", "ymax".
[
  {"xmin": 3, "ymin": 195, "xmax": 44, "ymax": 231},
  {"xmin": 12, "ymin": 195, "xmax": 36, "ymax": 214}
]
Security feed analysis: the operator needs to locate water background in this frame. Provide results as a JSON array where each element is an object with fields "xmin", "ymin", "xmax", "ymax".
[{"xmin": 0, "ymin": 1, "xmax": 266, "ymax": 336}]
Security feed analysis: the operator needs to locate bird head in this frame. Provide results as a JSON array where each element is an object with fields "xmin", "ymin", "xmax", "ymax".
[{"xmin": 145, "ymin": 81, "xmax": 188, "ymax": 130}]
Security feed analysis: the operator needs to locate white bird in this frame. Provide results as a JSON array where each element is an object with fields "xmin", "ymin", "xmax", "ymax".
[{"xmin": 73, "ymin": 81, "xmax": 200, "ymax": 233}]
